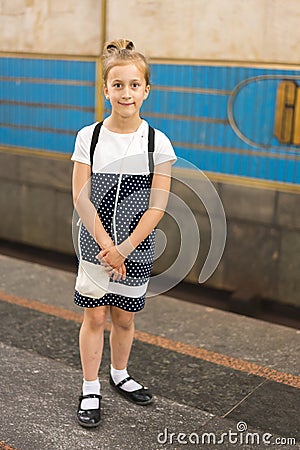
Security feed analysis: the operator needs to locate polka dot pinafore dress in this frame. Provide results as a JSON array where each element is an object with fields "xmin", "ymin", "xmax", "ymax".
[{"xmin": 74, "ymin": 122, "xmax": 156, "ymax": 312}]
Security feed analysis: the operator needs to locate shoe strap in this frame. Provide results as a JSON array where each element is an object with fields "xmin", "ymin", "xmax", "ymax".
[
  {"xmin": 79, "ymin": 393, "xmax": 102, "ymax": 401},
  {"xmin": 116, "ymin": 376, "xmax": 133, "ymax": 388},
  {"xmin": 116, "ymin": 376, "xmax": 145, "ymax": 390}
]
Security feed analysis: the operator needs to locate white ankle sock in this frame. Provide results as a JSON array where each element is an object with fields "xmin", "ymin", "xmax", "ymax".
[
  {"xmin": 110, "ymin": 365, "xmax": 142, "ymax": 392},
  {"xmin": 81, "ymin": 378, "xmax": 100, "ymax": 410}
]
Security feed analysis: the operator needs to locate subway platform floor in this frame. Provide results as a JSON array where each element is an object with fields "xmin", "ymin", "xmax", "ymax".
[{"xmin": 0, "ymin": 254, "xmax": 299, "ymax": 450}]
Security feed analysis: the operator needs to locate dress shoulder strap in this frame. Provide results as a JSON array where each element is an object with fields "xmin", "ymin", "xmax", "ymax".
[
  {"xmin": 89, "ymin": 121, "xmax": 155, "ymax": 181},
  {"xmin": 148, "ymin": 125, "xmax": 155, "ymax": 183},
  {"xmin": 89, "ymin": 121, "xmax": 103, "ymax": 170}
]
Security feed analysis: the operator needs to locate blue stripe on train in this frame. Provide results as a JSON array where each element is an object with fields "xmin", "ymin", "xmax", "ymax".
[
  {"xmin": 1, "ymin": 57, "xmax": 300, "ymax": 183},
  {"xmin": 144, "ymin": 116, "xmax": 249, "ymax": 150},
  {"xmin": 0, "ymin": 57, "xmax": 96, "ymax": 81},
  {"xmin": 0, "ymin": 81, "xmax": 95, "ymax": 108},
  {"xmin": 151, "ymin": 63, "xmax": 300, "ymax": 90},
  {"xmin": 0, "ymin": 103, "xmax": 94, "ymax": 132},
  {"xmin": 174, "ymin": 148, "xmax": 300, "ymax": 184},
  {"xmin": 0, "ymin": 125, "xmax": 76, "ymax": 153},
  {"xmin": 143, "ymin": 91, "xmax": 229, "ymax": 120},
  {"xmin": 0, "ymin": 57, "xmax": 96, "ymax": 152}
]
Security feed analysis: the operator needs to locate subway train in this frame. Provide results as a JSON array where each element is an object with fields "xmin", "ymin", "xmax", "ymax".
[{"xmin": 0, "ymin": 0, "xmax": 299, "ymax": 311}]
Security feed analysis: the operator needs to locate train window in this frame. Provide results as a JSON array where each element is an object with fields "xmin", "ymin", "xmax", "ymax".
[{"xmin": 274, "ymin": 80, "xmax": 300, "ymax": 145}]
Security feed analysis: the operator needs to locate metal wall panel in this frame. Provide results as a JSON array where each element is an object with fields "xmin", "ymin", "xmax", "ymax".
[
  {"xmin": 140, "ymin": 64, "xmax": 300, "ymax": 184},
  {"xmin": 1, "ymin": 56, "xmax": 300, "ymax": 184},
  {"xmin": 0, "ymin": 57, "xmax": 96, "ymax": 153}
]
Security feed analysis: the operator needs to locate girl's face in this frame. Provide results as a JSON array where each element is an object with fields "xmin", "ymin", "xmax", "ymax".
[{"xmin": 104, "ymin": 63, "xmax": 150, "ymax": 120}]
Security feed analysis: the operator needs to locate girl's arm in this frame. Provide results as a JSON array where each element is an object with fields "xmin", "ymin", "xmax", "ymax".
[
  {"xmin": 72, "ymin": 162, "xmax": 114, "ymax": 249},
  {"xmin": 72, "ymin": 161, "xmax": 126, "ymax": 280},
  {"xmin": 98, "ymin": 161, "xmax": 172, "ymax": 267}
]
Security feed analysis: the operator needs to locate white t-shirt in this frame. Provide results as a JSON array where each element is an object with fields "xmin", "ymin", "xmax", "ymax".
[{"xmin": 71, "ymin": 120, "xmax": 176, "ymax": 174}]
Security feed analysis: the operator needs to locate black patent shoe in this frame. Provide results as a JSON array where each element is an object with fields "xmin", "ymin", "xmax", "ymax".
[
  {"xmin": 77, "ymin": 393, "xmax": 102, "ymax": 428},
  {"xmin": 109, "ymin": 374, "xmax": 153, "ymax": 405}
]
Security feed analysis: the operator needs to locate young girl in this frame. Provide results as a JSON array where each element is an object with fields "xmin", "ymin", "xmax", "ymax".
[{"xmin": 71, "ymin": 39, "xmax": 176, "ymax": 428}]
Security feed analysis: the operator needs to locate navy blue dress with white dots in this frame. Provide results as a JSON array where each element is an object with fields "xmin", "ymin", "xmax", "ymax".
[{"xmin": 74, "ymin": 172, "xmax": 155, "ymax": 311}]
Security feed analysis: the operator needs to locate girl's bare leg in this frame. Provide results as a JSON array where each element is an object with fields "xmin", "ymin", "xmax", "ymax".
[
  {"xmin": 109, "ymin": 306, "xmax": 135, "ymax": 370},
  {"xmin": 109, "ymin": 305, "xmax": 153, "ymax": 404},
  {"xmin": 79, "ymin": 305, "xmax": 109, "ymax": 380}
]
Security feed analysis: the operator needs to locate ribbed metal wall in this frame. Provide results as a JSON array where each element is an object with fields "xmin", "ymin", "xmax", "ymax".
[
  {"xmin": 1, "ymin": 56, "xmax": 300, "ymax": 184},
  {"xmin": 141, "ymin": 64, "xmax": 300, "ymax": 184},
  {"xmin": 0, "ymin": 57, "xmax": 96, "ymax": 153}
]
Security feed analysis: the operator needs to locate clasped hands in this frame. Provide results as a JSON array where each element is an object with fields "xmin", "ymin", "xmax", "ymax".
[
  {"xmin": 96, "ymin": 238, "xmax": 134, "ymax": 282},
  {"xmin": 96, "ymin": 246, "xmax": 126, "ymax": 281}
]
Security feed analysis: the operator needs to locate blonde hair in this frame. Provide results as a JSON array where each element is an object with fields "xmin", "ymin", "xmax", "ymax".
[{"xmin": 102, "ymin": 39, "xmax": 150, "ymax": 86}]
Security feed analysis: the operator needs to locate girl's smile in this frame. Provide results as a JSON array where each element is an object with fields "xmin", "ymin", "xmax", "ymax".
[{"xmin": 118, "ymin": 102, "xmax": 134, "ymax": 106}]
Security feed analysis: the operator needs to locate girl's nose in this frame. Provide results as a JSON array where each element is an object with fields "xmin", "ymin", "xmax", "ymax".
[{"xmin": 122, "ymin": 87, "xmax": 131, "ymax": 98}]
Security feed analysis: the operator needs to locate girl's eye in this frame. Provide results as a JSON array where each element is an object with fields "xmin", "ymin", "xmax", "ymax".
[
  {"xmin": 132, "ymin": 83, "xmax": 140, "ymax": 88},
  {"xmin": 114, "ymin": 83, "xmax": 122, "ymax": 88}
]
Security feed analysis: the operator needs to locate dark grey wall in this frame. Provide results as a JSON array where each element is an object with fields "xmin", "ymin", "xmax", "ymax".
[
  {"xmin": 0, "ymin": 150, "xmax": 74, "ymax": 254},
  {"xmin": 0, "ymin": 149, "xmax": 299, "ymax": 307}
]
